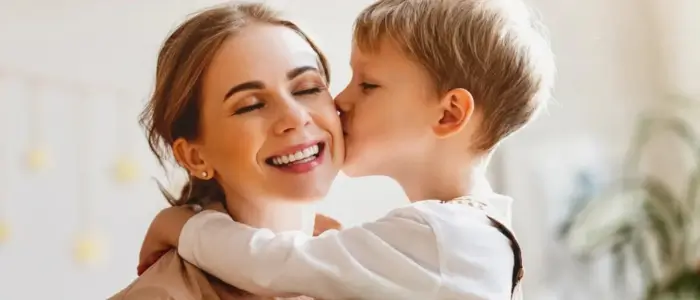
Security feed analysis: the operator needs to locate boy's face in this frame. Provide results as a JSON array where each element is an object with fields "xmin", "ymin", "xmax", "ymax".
[{"xmin": 335, "ymin": 39, "xmax": 441, "ymax": 177}]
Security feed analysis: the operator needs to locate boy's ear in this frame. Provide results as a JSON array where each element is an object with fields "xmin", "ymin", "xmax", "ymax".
[
  {"xmin": 433, "ymin": 88, "xmax": 474, "ymax": 138},
  {"xmin": 172, "ymin": 138, "xmax": 214, "ymax": 180}
]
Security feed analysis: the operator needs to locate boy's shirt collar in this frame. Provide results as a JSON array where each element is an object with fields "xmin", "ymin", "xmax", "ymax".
[{"xmin": 471, "ymin": 176, "xmax": 513, "ymax": 227}]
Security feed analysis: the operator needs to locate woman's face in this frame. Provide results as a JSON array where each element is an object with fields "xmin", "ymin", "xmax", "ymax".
[{"xmin": 177, "ymin": 23, "xmax": 343, "ymax": 204}]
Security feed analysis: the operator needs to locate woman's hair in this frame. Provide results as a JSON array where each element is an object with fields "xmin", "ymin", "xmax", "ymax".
[{"xmin": 140, "ymin": 3, "xmax": 331, "ymax": 207}]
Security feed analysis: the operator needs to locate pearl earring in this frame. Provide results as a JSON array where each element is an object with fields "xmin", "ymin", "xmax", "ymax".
[{"xmin": 201, "ymin": 171, "xmax": 208, "ymax": 179}]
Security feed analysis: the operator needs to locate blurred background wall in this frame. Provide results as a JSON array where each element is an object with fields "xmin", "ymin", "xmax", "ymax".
[{"xmin": 0, "ymin": 0, "xmax": 697, "ymax": 299}]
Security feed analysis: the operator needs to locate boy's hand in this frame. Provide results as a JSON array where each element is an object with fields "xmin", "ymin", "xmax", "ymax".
[
  {"xmin": 313, "ymin": 214, "xmax": 342, "ymax": 236},
  {"xmin": 137, "ymin": 205, "xmax": 197, "ymax": 275}
]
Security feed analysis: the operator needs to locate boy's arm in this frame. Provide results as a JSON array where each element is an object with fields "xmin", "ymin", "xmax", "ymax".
[
  {"xmin": 137, "ymin": 207, "xmax": 342, "ymax": 276},
  {"xmin": 178, "ymin": 210, "xmax": 441, "ymax": 300}
]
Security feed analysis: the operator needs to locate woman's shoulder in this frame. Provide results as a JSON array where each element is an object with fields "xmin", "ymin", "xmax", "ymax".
[
  {"xmin": 111, "ymin": 251, "xmax": 285, "ymax": 300},
  {"xmin": 109, "ymin": 285, "xmax": 175, "ymax": 300},
  {"xmin": 109, "ymin": 251, "xmax": 220, "ymax": 300}
]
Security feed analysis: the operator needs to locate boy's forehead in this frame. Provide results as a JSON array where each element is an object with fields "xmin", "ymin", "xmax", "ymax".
[
  {"xmin": 351, "ymin": 40, "xmax": 434, "ymax": 86},
  {"xmin": 351, "ymin": 45, "xmax": 413, "ymax": 77},
  {"xmin": 350, "ymin": 50, "xmax": 380, "ymax": 76},
  {"xmin": 351, "ymin": 42, "xmax": 398, "ymax": 67},
  {"xmin": 350, "ymin": 45, "xmax": 368, "ymax": 65}
]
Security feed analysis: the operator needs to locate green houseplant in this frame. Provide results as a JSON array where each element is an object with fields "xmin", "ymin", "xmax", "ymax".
[{"xmin": 561, "ymin": 98, "xmax": 700, "ymax": 299}]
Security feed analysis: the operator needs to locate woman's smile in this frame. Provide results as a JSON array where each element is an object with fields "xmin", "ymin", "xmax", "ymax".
[{"xmin": 265, "ymin": 140, "xmax": 327, "ymax": 174}]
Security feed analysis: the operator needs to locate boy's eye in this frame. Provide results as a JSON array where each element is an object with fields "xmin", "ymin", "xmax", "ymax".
[
  {"xmin": 233, "ymin": 103, "xmax": 265, "ymax": 115},
  {"xmin": 359, "ymin": 82, "xmax": 379, "ymax": 91}
]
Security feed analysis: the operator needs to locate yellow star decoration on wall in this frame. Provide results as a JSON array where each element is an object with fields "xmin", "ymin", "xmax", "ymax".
[
  {"xmin": 113, "ymin": 156, "xmax": 140, "ymax": 183},
  {"xmin": 73, "ymin": 233, "xmax": 106, "ymax": 266},
  {"xmin": 26, "ymin": 148, "xmax": 50, "ymax": 171},
  {"xmin": 0, "ymin": 220, "xmax": 10, "ymax": 244}
]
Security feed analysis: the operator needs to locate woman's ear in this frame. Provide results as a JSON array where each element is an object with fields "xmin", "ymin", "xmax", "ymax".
[
  {"xmin": 172, "ymin": 138, "xmax": 214, "ymax": 180},
  {"xmin": 432, "ymin": 88, "xmax": 474, "ymax": 138}
]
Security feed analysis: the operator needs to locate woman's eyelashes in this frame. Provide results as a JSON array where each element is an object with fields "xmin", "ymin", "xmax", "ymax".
[
  {"xmin": 293, "ymin": 87, "xmax": 325, "ymax": 96},
  {"xmin": 232, "ymin": 86, "xmax": 327, "ymax": 115},
  {"xmin": 234, "ymin": 102, "xmax": 265, "ymax": 115}
]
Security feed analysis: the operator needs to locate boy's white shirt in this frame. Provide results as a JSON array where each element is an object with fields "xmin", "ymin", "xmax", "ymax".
[{"xmin": 178, "ymin": 184, "xmax": 518, "ymax": 300}]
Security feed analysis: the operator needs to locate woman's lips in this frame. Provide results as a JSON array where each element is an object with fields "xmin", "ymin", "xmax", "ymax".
[{"xmin": 265, "ymin": 142, "xmax": 326, "ymax": 174}]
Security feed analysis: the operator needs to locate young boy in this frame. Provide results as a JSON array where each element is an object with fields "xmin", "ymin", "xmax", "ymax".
[{"xmin": 140, "ymin": 0, "xmax": 554, "ymax": 299}]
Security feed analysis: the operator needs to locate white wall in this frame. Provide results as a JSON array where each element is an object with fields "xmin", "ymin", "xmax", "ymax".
[
  {"xmin": 0, "ymin": 0, "xmax": 672, "ymax": 299},
  {"xmin": 650, "ymin": 0, "xmax": 700, "ymax": 98},
  {"xmin": 499, "ymin": 0, "xmax": 663, "ymax": 298}
]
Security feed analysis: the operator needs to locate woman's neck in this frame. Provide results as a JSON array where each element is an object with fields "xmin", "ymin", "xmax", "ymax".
[{"xmin": 224, "ymin": 197, "xmax": 316, "ymax": 235}]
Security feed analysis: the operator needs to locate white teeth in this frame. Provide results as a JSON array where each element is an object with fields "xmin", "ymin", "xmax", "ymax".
[{"xmin": 270, "ymin": 144, "xmax": 320, "ymax": 166}]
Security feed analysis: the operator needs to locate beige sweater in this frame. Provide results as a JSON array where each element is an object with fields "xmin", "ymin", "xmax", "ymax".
[
  {"xmin": 111, "ymin": 213, "xmax": 340, "ymax": 300},
  {"xmin": 110, "ymin": 251, "xmax": 312, "ymax": 300}
]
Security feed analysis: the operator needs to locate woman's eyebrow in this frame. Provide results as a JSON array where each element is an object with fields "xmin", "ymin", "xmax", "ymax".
[
  {"xmin": 286, "ymin": 65, "xmax": 319, "ymax": 80},
  {"xmin": 224, "ymin": 81, "xmax": 265, "ymax": 101},
  {"xmin": 224, "ymin": 65, "xmax": 319, "ymax": 101}
]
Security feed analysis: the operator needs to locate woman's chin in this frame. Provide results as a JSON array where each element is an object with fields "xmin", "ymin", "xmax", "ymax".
[{"xmin": 264, "ymin": 163, "xmax": 339, "ymax": 202}]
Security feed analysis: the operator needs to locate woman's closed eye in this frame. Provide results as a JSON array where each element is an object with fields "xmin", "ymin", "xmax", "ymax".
[
  {"xmin": 232, "ymin": 86, "xmax": 326, "ymax": 115},
  {"xmin": 233, "ymin": 102, "xmax": 265, "ymax": 115},
  {"xmin": 293, "ymin": 86, "xmax": 326, "ymax": 97}
]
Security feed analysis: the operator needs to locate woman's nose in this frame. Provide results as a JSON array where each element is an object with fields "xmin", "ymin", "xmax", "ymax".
[{"xmin": 273, "ymin": 100, "xmax": 312, "ymax": 135}]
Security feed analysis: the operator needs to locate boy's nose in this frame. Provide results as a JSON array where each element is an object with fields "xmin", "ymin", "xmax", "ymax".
[{"xmin": 334, "ymin": 88, "xmax": 353, "ymax": 112}]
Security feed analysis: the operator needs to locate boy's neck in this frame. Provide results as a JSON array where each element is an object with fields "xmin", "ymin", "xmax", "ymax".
[
  {"xmin": 393, "ymin": 153, "xmax": 492, "ymax": 202},
  {"xmin": 224, "ymin": 197, "xmax": 316, "ymax": 235}
]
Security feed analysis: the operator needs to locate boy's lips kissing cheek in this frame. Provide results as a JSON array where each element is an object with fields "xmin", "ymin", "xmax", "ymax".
[{"xmin": 340, "ymin": 114, "xmax": 350, "ymax": 137}]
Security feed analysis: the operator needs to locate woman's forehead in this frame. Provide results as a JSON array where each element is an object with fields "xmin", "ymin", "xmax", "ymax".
[
  {"xmin": 211, "ymin": 24, "xmax": 319, "ymax": 75},
  {"xmin": 200, "ymin": 24, "xmax": 323, "ymax": 102}
]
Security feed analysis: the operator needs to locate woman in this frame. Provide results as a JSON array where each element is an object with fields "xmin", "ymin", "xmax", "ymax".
[{"xmin": 110, "ymin": 3, "xmax": 343, "ymax": 299}]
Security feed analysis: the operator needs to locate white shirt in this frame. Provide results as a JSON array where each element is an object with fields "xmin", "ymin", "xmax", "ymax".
[{"xmin": 178, "ymin": 193, "xmax": 518, "ymax": 300}]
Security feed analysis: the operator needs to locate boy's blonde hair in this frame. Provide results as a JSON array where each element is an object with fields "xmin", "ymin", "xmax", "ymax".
[{"xmin": 354, "ymin": 0, "xmax": 555, "ymax": 150}]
